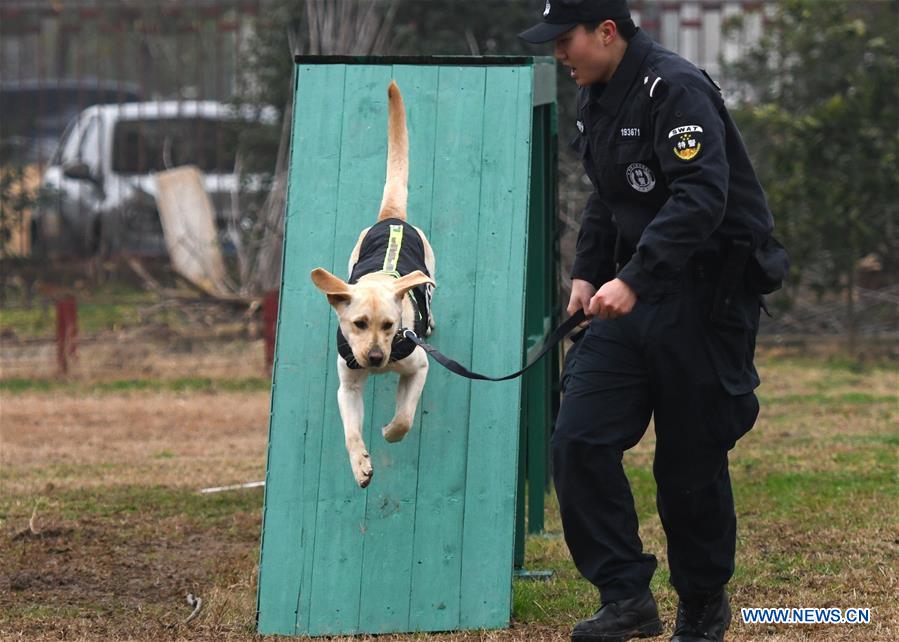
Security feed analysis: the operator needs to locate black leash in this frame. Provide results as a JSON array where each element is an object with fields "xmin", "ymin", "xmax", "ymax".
[{"xmin": 401, "ymin": 309, "xmax": 587, "ymax": 382}]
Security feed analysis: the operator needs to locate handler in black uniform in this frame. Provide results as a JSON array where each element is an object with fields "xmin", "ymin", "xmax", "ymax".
[{"xmin": 519, "ymin": 2, "xmax": 788, "ymax": 642}]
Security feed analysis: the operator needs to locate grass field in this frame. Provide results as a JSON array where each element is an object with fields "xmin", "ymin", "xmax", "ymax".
[{"xmin": 1, "ymin": 354, "xmax": 896, "ymax": 641}]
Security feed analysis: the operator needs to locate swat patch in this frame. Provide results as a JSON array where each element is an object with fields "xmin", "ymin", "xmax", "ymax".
[
  {"xmin": 669, "ymin": 125, "xmax": 703, "ymax": 161},
  {"xmin": 625, "ymin": 163, "xmax": 656, "ymax": 193}
]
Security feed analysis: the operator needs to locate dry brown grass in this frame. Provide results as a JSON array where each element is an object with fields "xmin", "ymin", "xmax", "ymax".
[
  {"xmin": 1, "ymin": 391, "xmax": 270, "ymax": 495},
  {"xmin": 0, "ymin": 335, "xmax": 270, "ymax": 381}
]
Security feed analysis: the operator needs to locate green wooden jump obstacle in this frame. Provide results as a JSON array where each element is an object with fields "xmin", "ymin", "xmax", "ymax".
[{"xmin": 257, "ymin": 55, "xmax": 559, "ymax": 636}]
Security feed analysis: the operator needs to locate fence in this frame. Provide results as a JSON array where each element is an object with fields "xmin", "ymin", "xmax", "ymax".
[
  {"xmin": 2, "ymin": 266, "xmax": 896, "ymax": 385},
  {"xmin": 1, "ymin": 0, "xmax": 264, "ymax": 159},
  {"xmin": 0, "ymin": 264, "xmax": 279, "ymax": 381},
  {"xmin": 0, "ymin": 0, "xmax": 767, "ymax": 170},
  {"xmin": 1, "ymin": 0, "xmax": 278, "ymax": 271},
  {"xmin": 1, "ymin": 0, "xmax": 767, "ymax": 264}
]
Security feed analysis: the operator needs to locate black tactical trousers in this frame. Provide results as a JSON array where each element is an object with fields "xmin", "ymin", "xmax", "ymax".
[{"xmin": 553, "ymin": 274, "xmax": 760, "ymax": 603}]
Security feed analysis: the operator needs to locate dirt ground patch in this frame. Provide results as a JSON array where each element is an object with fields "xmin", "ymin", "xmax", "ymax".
[
  {"xmin": 0, "ymin": 389, "xmax": 267, "ymax": 640},
  {"xmin": 2, "ymin": 506, "xmax": 260, "ymax": 640},
  {"xmin": 2, "ymin": 391, "xmax": 270, "ymax": 495}
]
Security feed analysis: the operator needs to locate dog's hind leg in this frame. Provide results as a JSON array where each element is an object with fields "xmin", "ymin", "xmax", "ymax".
[
  {"xmin": 383, "ymin": 349, "xmax": 428, "ymax": 443},
  {"xmin": 336, "ymin": 359, "xmax": 373, "ymax": 488}
]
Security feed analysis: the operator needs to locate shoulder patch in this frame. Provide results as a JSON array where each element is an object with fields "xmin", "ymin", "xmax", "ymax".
[{"xmin": 669, "ymin": 125, "xmax": 703, "ymax": 161}]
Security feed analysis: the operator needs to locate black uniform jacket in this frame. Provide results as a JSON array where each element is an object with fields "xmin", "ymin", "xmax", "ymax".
[{"xmin": 570, "ymin": 29, "xmax": 785, "ymax": 299}]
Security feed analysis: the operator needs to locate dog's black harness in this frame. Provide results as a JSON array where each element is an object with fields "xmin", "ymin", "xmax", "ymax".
[{"xmin": 337, "ymin": 218, "xmax": 432, "ymax": 369}]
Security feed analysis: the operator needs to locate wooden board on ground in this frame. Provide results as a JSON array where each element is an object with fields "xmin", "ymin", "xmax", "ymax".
[{"xmin": 154, "ymin": 166, "xmax": 235, "ymax": 299}]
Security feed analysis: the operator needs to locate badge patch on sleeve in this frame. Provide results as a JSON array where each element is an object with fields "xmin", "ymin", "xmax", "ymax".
[{"xmin": 669, "ymin": 125, "xmax": 703, "ymax": 161}]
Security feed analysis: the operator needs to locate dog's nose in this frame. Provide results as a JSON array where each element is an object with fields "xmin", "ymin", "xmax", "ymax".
[{"xmin": 368, "ymin": 349, "xmax": 384, "ymax": 366}]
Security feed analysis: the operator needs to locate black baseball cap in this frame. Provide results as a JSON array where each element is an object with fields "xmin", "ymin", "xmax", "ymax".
[{"xmin": 518, "ymin": 0, "xmax": 631, "ymax": 44}]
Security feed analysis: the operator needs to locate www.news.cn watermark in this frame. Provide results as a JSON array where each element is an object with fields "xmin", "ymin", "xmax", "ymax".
[{"xmin": 741, "ymin": 607, "xmax": 871, "ymax": 624}]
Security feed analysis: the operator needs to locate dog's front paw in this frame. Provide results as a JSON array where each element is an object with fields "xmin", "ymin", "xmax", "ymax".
[
  {"xmin": 352, "ymin": 451, "xmax": 373, "ymax": 488},
  {"xmin": 382, "ymin": 419, "xmax": 411, "ymax": 443}
]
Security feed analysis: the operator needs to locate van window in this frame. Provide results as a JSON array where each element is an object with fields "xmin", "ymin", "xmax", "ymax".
[
  {"xmin": 78, "ymin": 115, "xmax": 103, "ymax": 174},
  {"xmin": 56, "ymin": 117, "xmax": 85, "ymax": 166}
]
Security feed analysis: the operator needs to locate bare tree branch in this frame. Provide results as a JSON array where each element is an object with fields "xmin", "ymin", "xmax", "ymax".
[{"xmin": 248, "ymin": 0, "xmax": 400, "ymax": 294}]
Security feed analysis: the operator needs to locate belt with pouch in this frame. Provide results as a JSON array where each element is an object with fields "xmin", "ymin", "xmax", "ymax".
[{"xmin": 689, "ymin": 240, "xmax": 772, "ymax": 321}]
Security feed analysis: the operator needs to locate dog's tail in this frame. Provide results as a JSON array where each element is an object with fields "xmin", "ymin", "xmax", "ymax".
[{"xmin": 378, "ymin": 80, "xmax": 409, "ymax": 222}]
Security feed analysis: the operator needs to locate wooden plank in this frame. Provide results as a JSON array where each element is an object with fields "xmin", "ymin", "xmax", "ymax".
[
  {"xmin": 547, "ymin": 102, "xmax": 562, "ymax": 497},
  {"xmin": 289, "ymin": 63, "xmax": 357, "ymax": 635},
  {"xmin": 305, "ymin": 64, "xmax": 395, "ymax": 637},
  {"xmin": 526, "ymin": 106, "xmax": 549, "ymax": 534},
  {"xmin": 294, "ymin": 54, "xmax": 536, "ymax": 65},
  {"xmin": 356, "ymin": 64, "xmax": 440, "ymax": 634},
  {"xmin": 408, "ymin": 65, "xmax": 487, "ymax": 632},
  {"xmin": 459, "ymin": 66, "xmax": 533, "ymax": 628},
  {"xmin": 514, "ymin": 408, "xmax": 527, "ymax": 569},
  {"xmin": 257, "ymin": 64, "xmax": 347, "ymax": 636}
]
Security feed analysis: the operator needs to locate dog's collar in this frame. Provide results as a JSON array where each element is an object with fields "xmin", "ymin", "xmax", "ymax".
[
  {"xmin": 388, "ymin": 326, "xmax": 418, "ymax": 362},
  {"xmin": 336, "ymin": 270, "xmax": 427, "ymax": 369},
  {"xmin": 336, "ymin": 325, "xmax": 420, "ymax": 370}
]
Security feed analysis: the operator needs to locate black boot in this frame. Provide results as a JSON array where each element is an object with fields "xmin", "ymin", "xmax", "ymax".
[
  {"xmin": 571, "ymin": 589, "xmax": 663, "ymax": 642},
  {"xmin": 670, "ymin": 590, "xmax": 731, "ymax": 642}
]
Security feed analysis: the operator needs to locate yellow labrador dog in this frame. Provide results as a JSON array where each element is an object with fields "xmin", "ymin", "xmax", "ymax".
[{"xmin": 310, "ymin": 81, "xmax": 436, "ymax": 489}]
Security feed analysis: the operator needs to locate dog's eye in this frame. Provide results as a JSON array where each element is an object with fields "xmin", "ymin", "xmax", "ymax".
[
  {"xmin": 353, "ymin": 320, "xmax": 368, "ymax": 330},
  {"xmin": 382, "ymin": 322, "xmax": 393, "ymax": 331}
]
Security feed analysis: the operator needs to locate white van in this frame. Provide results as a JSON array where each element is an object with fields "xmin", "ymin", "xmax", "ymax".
[{"xmin": 34, "ymin": 100, "xmax": 278, "ymax": 257}]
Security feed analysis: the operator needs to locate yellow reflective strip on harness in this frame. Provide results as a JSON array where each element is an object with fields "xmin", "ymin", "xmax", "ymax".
[
  {"xmin": 382, "ymin": 225, "xmax": 404, "ymax": 273},
  {"xmin": 378, "ymin": 224, "xmax": 423, "ymax": 322}
]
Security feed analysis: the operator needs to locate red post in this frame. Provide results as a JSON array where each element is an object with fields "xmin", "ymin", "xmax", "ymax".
[
  {"xmin": 263, "ymin": 290, "xmax": 279, "ymax": 371},
  {"xmin": 56, "ymin": 296, "xmax": 78, "ymax": 375}
]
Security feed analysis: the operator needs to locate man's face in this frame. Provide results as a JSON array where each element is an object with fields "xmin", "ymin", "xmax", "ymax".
[{"xmin": 553, "ymin": 23, "xmax": 616, "ymax": 86}]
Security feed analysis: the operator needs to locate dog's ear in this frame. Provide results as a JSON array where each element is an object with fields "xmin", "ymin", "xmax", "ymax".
[
  {"xmin": 310, "ymin": 268, "xmax": 352, "ymax": 307},
  {"xmin": 393, "ymin": 270, "xmax": 435, "ymax": 299}
]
